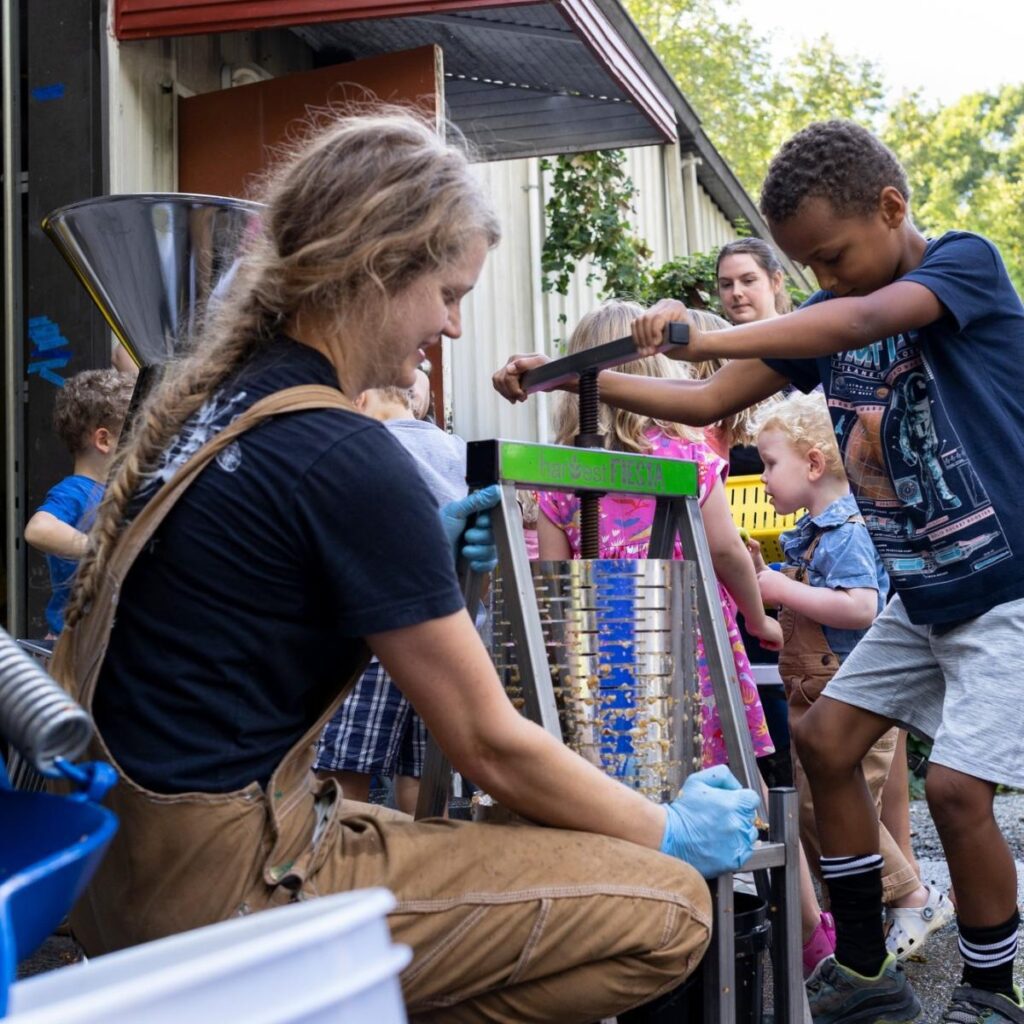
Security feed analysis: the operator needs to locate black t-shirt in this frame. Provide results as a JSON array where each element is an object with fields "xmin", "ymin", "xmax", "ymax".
[{"xmin": 94, "ymin": 338, "xmax": 464, "ymax": 793}]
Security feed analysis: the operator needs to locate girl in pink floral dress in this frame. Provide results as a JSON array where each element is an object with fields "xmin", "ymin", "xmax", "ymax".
[{"xmin": 536, "ymin": 300, "xmax": 782, "ymax": 767}]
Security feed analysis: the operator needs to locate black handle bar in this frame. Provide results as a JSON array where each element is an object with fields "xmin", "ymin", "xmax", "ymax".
[{"xmin": 520, "ymin": 322, "xmax": 689, "ymax": 394}]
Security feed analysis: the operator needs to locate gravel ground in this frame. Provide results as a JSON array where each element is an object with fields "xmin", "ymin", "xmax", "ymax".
[{"xmin": 900, "ymin": 792, "xmax": 1024, "ymax": 1023}]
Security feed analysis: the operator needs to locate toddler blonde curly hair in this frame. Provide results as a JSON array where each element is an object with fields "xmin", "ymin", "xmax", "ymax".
[{"xmin": 754, "ymin": 389, "xmax": 844, "ymax": 478}]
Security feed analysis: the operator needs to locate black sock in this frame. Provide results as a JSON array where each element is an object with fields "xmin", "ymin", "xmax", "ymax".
[
  {"xmin": 820, "ymin": 854, "xmax": 886, "ymax": 977},
  {"xmin": 959, "ymin": 909, "xmax": 1020, "ymax": 999}
]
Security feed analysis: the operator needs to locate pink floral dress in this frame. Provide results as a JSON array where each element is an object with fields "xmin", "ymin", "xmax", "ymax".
[{"xmin": 537, "ymin": 429, "xmax": 774, "ymax": 767}]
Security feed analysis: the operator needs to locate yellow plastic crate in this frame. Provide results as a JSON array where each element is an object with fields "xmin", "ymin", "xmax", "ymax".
[{"xmin": 726, "ymin": 474, "xmax": 801, "ymax": 564}]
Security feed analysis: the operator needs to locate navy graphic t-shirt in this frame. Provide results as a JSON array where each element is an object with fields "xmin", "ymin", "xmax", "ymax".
[
  {"xmin": 764, "ymin": 231, "xmax": 1024, "ymax": 625},
  {"xmin": 95, "ymin": 337, "xmax": 464, "ymax": 793}
]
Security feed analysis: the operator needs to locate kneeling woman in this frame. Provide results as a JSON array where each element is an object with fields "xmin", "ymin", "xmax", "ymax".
[{"xmin": 55, "ymin": 108, "xmax": 758, "ymax": 1023}]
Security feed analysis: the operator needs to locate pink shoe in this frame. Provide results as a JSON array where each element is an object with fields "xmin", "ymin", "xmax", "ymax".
[{"xmin": 802, "ymin": 912, "xmax": 836, "ymax": 978}]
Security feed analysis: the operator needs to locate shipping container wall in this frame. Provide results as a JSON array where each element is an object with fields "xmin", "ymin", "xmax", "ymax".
[{"xmin": 107, "ymin": 29, "xmax": 313, "ymax": 194}]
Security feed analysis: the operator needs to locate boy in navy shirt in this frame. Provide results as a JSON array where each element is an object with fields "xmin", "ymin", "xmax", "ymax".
[
  {"xmin": 494, "ymin": 119, "xmax": 1024, "ymax": 1023},
  {"xmin": 25, "ymin": 369, "xmax": 133, "ymax": 635}
]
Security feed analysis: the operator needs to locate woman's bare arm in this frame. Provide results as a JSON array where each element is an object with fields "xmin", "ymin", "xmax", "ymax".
[{"xmin": 369, "ymin": 610, "xmax": 666, "ymax": 849}]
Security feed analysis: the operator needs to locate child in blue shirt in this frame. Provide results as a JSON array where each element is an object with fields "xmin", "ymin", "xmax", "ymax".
[
  {"xmin": 751, "ymin": 389, "xmax": 953, "ymax": 977},
  {"xmin": 495, "ymin": 119, "xmax": 1024, "ymax": 1024},
  {"xmin": 24, "ymin": 369, "xmax": 133, "ymax": 635}
]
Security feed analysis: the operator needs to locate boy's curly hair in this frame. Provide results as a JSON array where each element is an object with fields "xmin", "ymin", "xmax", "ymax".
[
  {"xmin": 753, "ymin": 390, "xmax": 845, "ymax": 479},
  {"xmin": 53, "ymin": 368, "xmax": 135, "ymax": 455},
  {"xmin": 760, "ymin": 120, "xmax": 909, "ymax": 224}
]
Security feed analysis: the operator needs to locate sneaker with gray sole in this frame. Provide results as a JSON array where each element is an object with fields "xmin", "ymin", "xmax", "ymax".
[
  {"xmin": 807, "ymin": 953, "xmax": 921, "ymax": 1023},
  {"xmin": 941, "ymin": 985, "xmax": 1024, "ymax": 1023}
]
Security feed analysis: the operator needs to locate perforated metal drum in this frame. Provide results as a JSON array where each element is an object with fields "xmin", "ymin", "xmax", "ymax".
[{"xmin": 490, "ymin": 558, "xmax": 701, "ymax": 802}]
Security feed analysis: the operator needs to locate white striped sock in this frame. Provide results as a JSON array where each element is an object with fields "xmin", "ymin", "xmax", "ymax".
[
  {"xmin": 959, "ymin": 931, "xmax": 1019, "ymax": 968},
  {"xmin": 820, "ymin": 853, "xmax": 884, "ymax": 881}
]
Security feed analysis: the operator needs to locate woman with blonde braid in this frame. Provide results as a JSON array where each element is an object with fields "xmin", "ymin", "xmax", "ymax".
[{"xmin": 54, "ymin": 108, "xmax": 761, "ymax": 1023}]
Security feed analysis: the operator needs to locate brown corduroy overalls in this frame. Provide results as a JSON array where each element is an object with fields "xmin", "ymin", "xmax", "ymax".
[{"xmin": 779, "ymin": 515, "xmax": 918, "ymax": 904}]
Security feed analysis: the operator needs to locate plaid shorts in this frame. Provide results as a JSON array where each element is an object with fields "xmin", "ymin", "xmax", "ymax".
[{"xmin": 314, "ymin": 658, "xmax": 426, "ymax": 777}]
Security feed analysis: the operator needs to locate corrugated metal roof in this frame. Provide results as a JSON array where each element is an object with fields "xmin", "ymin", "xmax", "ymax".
[
  {"xmin": 296, "ymin": 7, "xmax": 621, "ymax": 97},
  {"xmin": 290, "ymin": 5, "xmax": 673, "ymax": 158}
]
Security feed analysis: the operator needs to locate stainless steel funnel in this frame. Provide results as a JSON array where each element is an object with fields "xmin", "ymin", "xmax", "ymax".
[
  {"xmin": 490, "ymin": 558, "xmax": 700, "ymax": 802},
  {"xmin": 41, "ymin": 193, "xmax": 263, "ymax": 368}
]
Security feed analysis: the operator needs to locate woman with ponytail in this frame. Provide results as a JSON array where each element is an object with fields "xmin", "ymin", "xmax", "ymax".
[{"xmin": 53, "ymin": 107, "xmax": 760, "ymax": 1022}]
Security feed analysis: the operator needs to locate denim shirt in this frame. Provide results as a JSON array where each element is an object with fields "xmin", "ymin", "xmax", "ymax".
[{"xmin": 779, "ymin": 492, "xmax": 890, "ymax": 659}]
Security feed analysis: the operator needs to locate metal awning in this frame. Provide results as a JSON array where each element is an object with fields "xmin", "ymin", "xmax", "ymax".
[{"xmin": 115, "ymin": 0, "xmax": 677, "ymax": 160}]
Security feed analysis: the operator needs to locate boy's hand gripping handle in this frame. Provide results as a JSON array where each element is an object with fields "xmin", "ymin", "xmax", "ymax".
[{"xmin": 519, "ymin": 323, "xmax": 688, "ymax": 395}]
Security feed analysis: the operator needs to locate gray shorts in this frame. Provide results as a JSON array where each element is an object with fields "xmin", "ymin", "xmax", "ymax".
[{"xmin": 823, "ymin": 593, "xmax": 1024, "ymax": 788}]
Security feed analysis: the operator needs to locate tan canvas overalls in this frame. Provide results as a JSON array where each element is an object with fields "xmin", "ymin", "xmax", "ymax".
[
  {"xmin": 779, "ymin": 516, "xmax": 917, "ymax": 903},
  {"xmin": 52, "ymin": 384, "xmax": 712, "ymax": 1023}
]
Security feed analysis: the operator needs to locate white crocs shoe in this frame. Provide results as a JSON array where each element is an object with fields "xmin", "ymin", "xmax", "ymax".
[{"xmin": 884, "ymin": 885, "xmax": 956, "ymax": 960}]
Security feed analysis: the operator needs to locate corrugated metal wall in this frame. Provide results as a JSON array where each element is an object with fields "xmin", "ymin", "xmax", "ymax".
[{"xmin": 450, "ymin": 145, "xmax": 739, "ymax": 443}]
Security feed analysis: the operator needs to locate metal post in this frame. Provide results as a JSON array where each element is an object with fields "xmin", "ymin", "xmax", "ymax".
[
  {"xmin": 674, "ymin": 497, "xmax": 763, "ymax": 797},
  {"xmin": 647, "ymin": 495, "xmax": 679, "ymax": 561},
  {"xmin": 491, "ymin": 482, "xmax": 562, "ymax": 737},
  {"xmin": 770, "ymin": 787, "xmax": 811, "ymax": 1023},
  {"xmin": 703, "ymin": 874, "xmax": 737, "ymax": 1024},
  {"xmin": 2, "ymin": 0, "xmax": 24, "ymax": 636},
  {"xmin": 415, "ymin": 570, "xmax": 485, "ymax": 820}
]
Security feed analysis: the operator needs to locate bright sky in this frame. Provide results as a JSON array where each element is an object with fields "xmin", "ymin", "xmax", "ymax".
[{"xmin": 730, "ymin": 0, "xmax": 1023, "ymax": 106}]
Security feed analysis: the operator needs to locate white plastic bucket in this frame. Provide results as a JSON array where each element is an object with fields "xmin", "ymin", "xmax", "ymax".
[{"xmin": 7, "ymin": 888, "xmax": 410, "ymax": 1023}]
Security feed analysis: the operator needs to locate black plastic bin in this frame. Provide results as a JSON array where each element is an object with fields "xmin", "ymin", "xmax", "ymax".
[{"xmin": 618, "ymin": 891, "xmax": 771, "ymax": 1023}]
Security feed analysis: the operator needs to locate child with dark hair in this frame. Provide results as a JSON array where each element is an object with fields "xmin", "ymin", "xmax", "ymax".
[
  {"xmin": 495, "ymin": 118, "xmax": 1024, "ymax": 1024},
  {"xmin": 24, "ymin": 369, "xmax": 134, "ymax": 635}
]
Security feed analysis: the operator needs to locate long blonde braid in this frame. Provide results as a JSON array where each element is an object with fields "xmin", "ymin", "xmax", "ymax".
[{"xmin": 65, "ymin": 105, "xmax": 499, "ymax": 628}]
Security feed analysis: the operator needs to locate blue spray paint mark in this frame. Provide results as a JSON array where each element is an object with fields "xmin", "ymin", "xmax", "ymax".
[
  {"xmin": 31, "ymin": 83, "xmax": 65, "ymax": 102},
  {"xmin": 27, "ymin": 315, "xmax": 71, "ymax": 386}
]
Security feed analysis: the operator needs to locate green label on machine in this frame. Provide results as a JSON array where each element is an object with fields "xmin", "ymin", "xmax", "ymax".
[{"xmin": 497, "ymin": 441, "xmax": 697, "ymax": 497}]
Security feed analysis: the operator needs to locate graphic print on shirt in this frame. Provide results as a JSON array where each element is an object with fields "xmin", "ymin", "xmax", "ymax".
[
  {"xmin": 135, "ymin": 388, "xmax": 249, "ymax": 506},
  {"xmin": 828, "ymin": 334, "xmax": 1010, "ymax": 593}
]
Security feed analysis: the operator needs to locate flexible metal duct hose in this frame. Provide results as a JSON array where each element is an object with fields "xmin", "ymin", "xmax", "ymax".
[{"xmin": 0, "ymin": 630, "xmax": 92, "ymax": 775}]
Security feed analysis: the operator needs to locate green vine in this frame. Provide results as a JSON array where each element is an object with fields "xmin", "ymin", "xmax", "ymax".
[
  {"xmin": 642, "ymin": 253, "xmax": 724, "ymax": 312},
  {"xmin": 540, "ymin": 149, "xmax": 808, "ymax": 317},
  {"xmin": 540, "ymin": 151, "xmax": 652, "ymax": 303}
]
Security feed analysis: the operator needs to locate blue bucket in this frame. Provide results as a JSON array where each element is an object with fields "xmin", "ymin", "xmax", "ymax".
[{"xmin": 0, "ymin": 787, "xmax": 117, "ymax": 1017}]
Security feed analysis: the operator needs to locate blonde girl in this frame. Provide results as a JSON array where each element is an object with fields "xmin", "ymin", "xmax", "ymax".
[{"xmin": 537, "ymin": 300, "xmax": 782, "ymax": 769}]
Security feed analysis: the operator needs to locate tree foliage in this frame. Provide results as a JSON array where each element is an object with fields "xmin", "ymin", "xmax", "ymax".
[
  {"xmin": 884, "ymin": 85, "xmax": 1024, "ymax": 293},
  {"xmin": 539, "ymin": 150, "xmax": 652, "ymax": 300},
  {"xmin": 625, "ymin": 0, "xmax": 1024, "ymax": 292},
  {"xmin": 626, "ymin": 0, "xmax": 887, "ymax": 191}
]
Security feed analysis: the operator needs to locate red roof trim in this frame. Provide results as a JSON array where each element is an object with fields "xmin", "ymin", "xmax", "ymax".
[
  {"xmin": 114, "ymin": 0, "xmax": 540, "ymax": 40},
  {"xmin": 554, "ymin": 0, "xmax": 675, "ymax": 142}
]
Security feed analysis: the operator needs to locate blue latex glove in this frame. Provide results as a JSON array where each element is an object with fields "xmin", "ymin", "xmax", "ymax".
[
  {"xmin": 440, "ymin": 485, "xmax": 501, "ymax": 573},
  {"xmin": 660, "ymin": 765, "xmax": 761, "ymax": 878}
]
